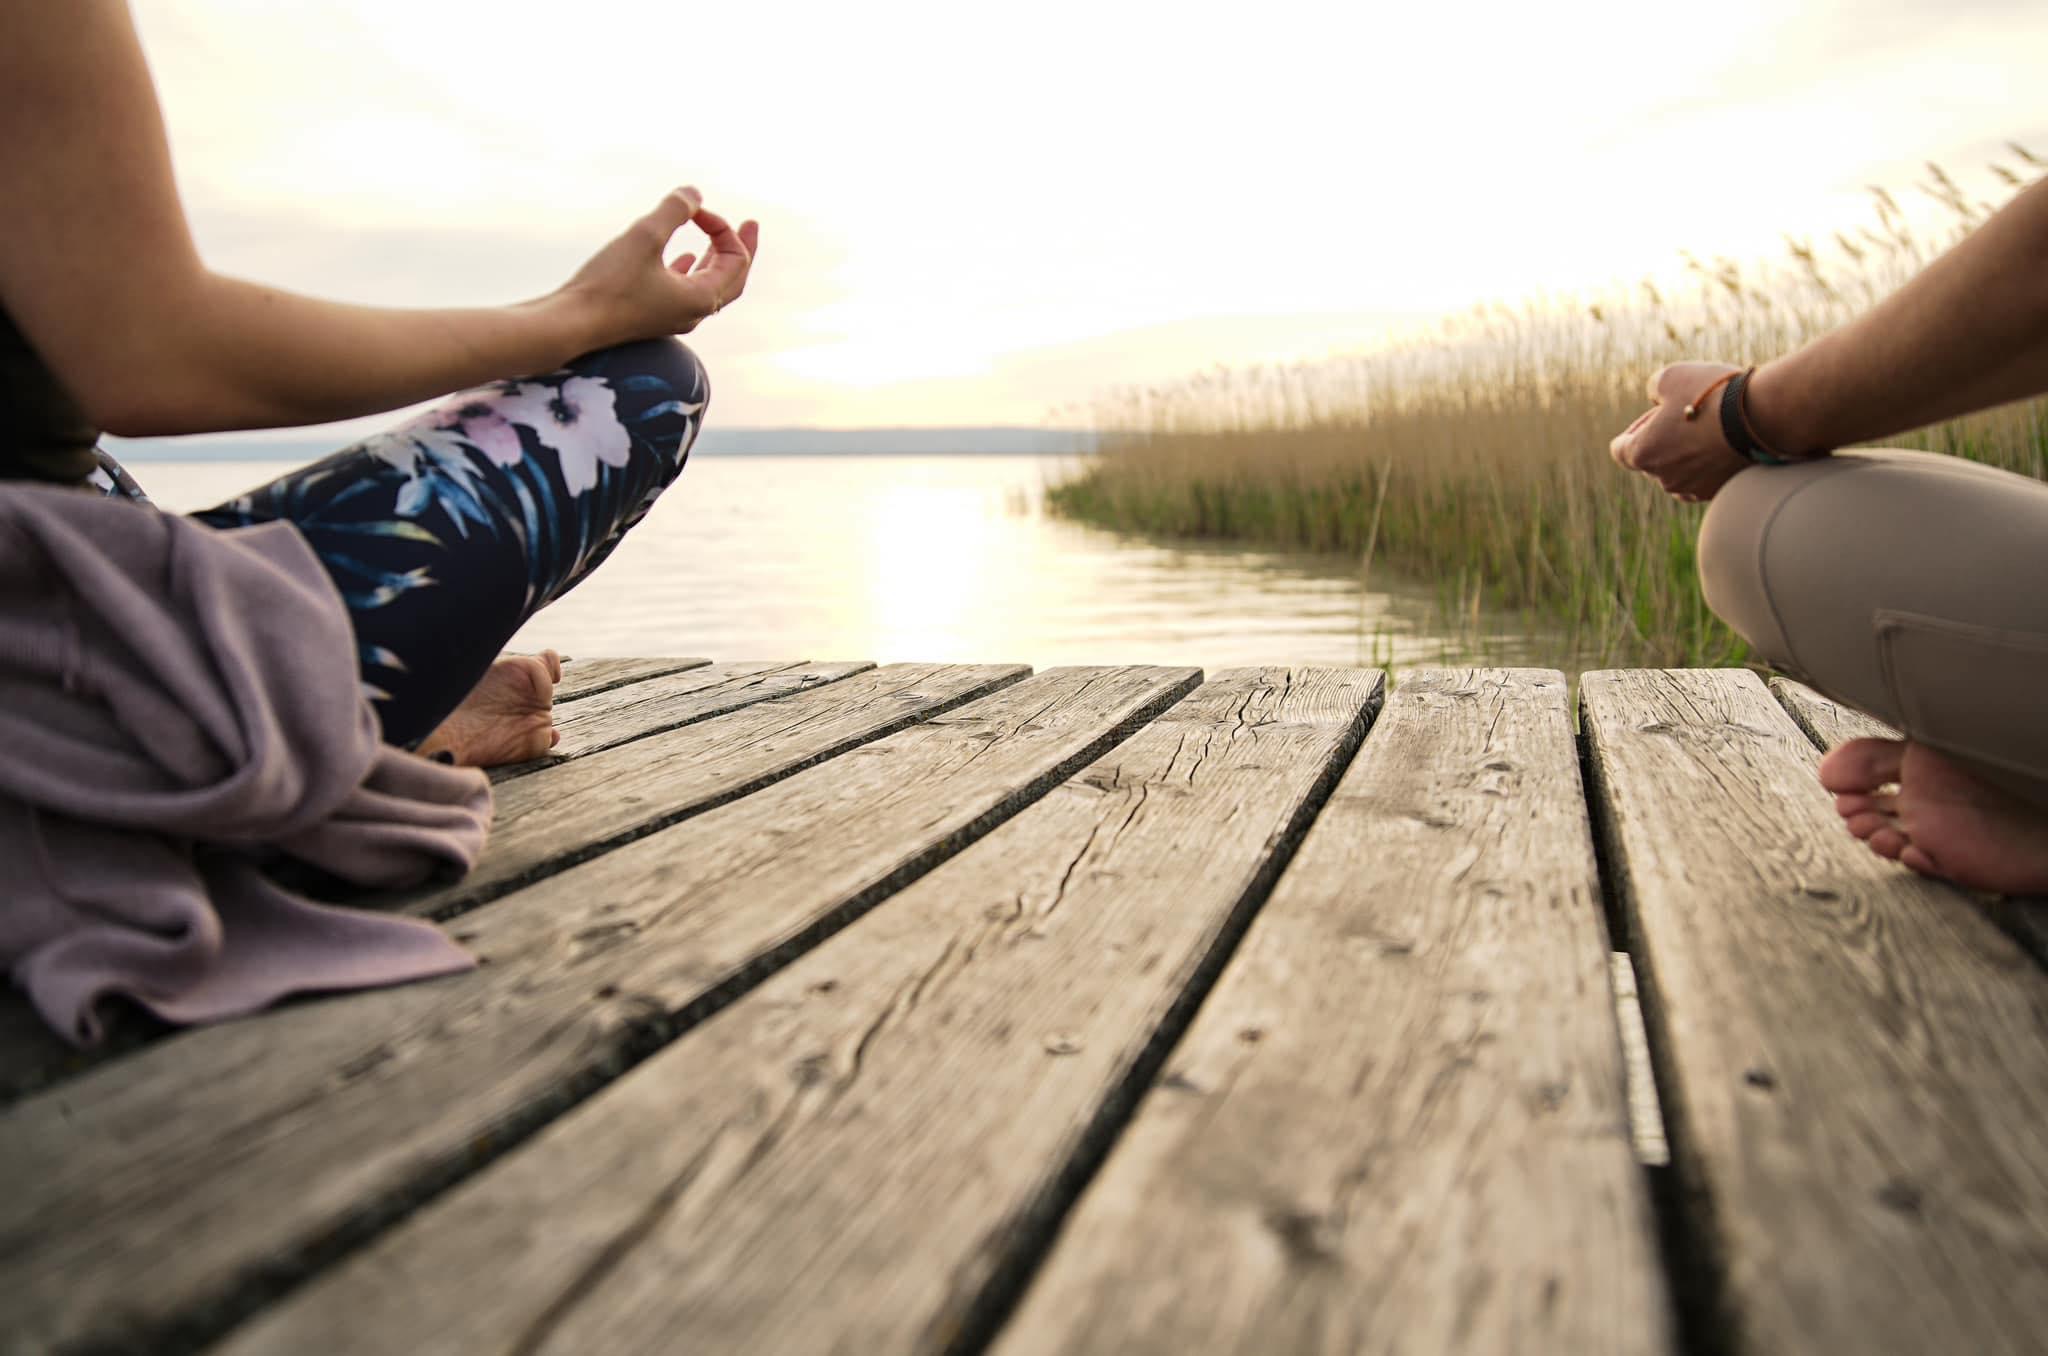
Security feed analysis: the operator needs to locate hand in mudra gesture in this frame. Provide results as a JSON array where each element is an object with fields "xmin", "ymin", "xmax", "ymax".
[
  {"xmin": 565, "ymin": 186, "xmax": 761, "ymax": 345},
  {"xmin": 1609, "ymin": 361, "xmax": 1753, "ymax": 503}
]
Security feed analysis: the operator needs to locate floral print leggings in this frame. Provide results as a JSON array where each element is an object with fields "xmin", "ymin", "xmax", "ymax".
[{"xmin": 92, "ymin": 338, "xmax": 708, "ymax": 746}]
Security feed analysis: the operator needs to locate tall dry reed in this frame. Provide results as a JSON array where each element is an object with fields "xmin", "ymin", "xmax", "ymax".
[{"xmin": 1050, "ymin": 149, "xmax": 2048, "ymax": 668}]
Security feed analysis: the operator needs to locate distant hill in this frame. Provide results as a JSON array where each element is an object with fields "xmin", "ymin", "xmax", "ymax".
[
  {"xmin": 103, "ymin": 426, "xmax": 1099, "ymax": 462},
  {"xmin": 695, "ymin": 427, "xmax": 1097, "ymax": 456}
]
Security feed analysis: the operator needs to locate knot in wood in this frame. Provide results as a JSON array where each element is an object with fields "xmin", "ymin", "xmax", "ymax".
[{"xmin": 1875, "ymin": 1179, "xmax": 1924, "ymax": 1216}]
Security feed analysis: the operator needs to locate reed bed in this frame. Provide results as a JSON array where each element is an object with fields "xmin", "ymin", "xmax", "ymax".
[{"xmin": 1050, "ymin": 150, "xmax": 2048, "ymax": 668}]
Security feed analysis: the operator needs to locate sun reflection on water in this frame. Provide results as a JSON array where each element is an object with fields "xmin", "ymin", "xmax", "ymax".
[{"xmin": 137, "ymin": 453, "xmax": 1557, "ymax": 672}]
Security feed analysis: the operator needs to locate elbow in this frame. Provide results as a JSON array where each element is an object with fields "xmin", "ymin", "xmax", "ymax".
[
  {"xmin": 89, "ymin": 398, "xmax": 175, "ymax": 439},
  {"xmin": 30, "ymin": 337, "xmax": 172, "ymax": 437},
  {"xmin": 44, "ymin": 272, "xmax": 231, "ymax": 437},
  {"xmin": 77, "ymin": 388, "xmax": 181, "ymax": 439},
  {"xmin": 70, "ymin": 352, "xmax": 228, "ymax": 438}
]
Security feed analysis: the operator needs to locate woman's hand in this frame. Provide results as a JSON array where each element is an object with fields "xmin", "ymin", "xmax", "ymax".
[
  {"xmin": 2, "ymin": 0, "xmax": 770, "ymax": 434},
  {"xmin": 1609, "ymin": 361, "xmax": 1753, "ymax": 503},
  {"xmin": 560, "ymin": 186, "xmax": 761, "ymax": 348}
]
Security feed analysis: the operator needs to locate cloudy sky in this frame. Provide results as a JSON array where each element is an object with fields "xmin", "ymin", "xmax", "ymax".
[{"xmin": 133, "ymin": 0, "xmax": 2048, "ymax": 429}]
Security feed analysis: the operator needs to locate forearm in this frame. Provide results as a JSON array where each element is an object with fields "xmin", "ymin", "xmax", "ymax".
[
  {"xmin": 2, "ymin": 0, "xmax": 591, "ymax": 436},
  {"xmin": 96, "ymin": 274, "xmax": 607, "ymax": 436},
  {"xmin": 1747, "ymin": 177, "xmax": 2048, "ymax": 455},
  {"xmin": 3, "ymin": 1, "xmax": 750, "ymax": 441}
]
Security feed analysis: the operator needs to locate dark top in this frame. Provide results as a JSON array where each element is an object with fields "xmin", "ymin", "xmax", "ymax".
[{"xmin": 0, "ymin": 304, "xmax": 100, "ymax": 485}]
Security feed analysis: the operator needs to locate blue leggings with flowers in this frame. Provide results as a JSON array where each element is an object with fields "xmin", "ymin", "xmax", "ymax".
[{"xmin": 93, "ymin": 338, "xmax": 708, "ymax": 747}]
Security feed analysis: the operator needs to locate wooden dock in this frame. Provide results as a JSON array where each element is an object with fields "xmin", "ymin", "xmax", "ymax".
[{"xmin": 3, "ymin": 660, "xmax": 2046, "ymax": 1355}]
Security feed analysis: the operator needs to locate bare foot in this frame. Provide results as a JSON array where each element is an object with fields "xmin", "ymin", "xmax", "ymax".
[
  {"xmin": 1819, "ymin": 737, "xmax": 2048, "ymax": 894},
  {"xmin": 417, "ymin": 650, "xmax": 565, "ymax": 768}
]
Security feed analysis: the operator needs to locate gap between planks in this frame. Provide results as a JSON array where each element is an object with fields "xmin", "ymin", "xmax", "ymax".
[
  {"xmin": 0, "ymin": 664, "xmax": 1200, "ymax": 1356},
  {"xmin": 1585, "ymin": 668, "xmax": 2048, "ymax": 1356},
  {"xmin": 1000, "ymin": 669, "xmax": 1673, "ymax": 1356},
  {"xmin": 494, "ymin": 659, "xmax": 875, "ymax": 782},
  {"xmin": 1770, "ymin": 676, "xmax": 2048, "ymax": 969},
  {"xmin": 400, "ymin": 662, "xmax": 1029, "ymax": 920},
  {"xmin": 549, "ymin": 656, "xmax": 709, "ymax": 704},
  {"xmin": 0, "ymin": 658, "xmax": 878, "ymax": 1110},
  {"xmin": 208, "ymin": 667, "xmax": 1383, "ymax": 1356}
]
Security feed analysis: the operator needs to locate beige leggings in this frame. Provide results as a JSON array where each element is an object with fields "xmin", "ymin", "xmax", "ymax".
[{"xmin": 1698, "ymin": 449, "xmax": 2048, "ymax": 809}]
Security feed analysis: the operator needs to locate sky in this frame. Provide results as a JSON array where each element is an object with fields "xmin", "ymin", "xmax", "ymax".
[{"xmin": 132, "ymin": 0, "xmax": 2048, "ymax": 431}]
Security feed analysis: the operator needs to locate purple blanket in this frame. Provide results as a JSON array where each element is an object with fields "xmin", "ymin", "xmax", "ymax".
[{"xmin": 0, "ymin": 484, "xmax": 484, "ymax": 1046}]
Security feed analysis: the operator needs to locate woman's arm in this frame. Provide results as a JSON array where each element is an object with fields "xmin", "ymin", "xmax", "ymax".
[
  {"xmin": 1745, "ymin": 177, "xmax": 2048, "ymax": 455},
  {"xmin": 0, "ymin": 0, "xmax": 756, "ymax": 437},
  {"xmin": 1611, "ymin": 176, "xmax": 2048, "ymax": 499}
]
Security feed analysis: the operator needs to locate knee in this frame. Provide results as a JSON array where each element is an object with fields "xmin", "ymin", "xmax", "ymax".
[
  {"xmin": 574, "ymin": 337, "xmax": 710, "ymax": 471},
  {"xmin": 641, "ymin": 336, "xmax": 711, "ymax": 411},
  {"xmin": 1695, "ymin": 481, "xmax": 1750, "ymax": 617},
  {"xmin": 1697, "ymin": 467, "xmax": 1794, "ymax": 664},
  {"xmin": 581, "ymin": 336, "xmax": 710, "ymax": 411}
]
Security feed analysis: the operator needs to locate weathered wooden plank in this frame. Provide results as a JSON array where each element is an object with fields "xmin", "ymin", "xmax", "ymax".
[
  {"xmin": 1769, "ymin": 676, "xmax": 1899, "ymax": 747},
  {"xmin": 0, "ymin": 1011, "xmax": 69, "ymax": 1110},
  {"xmin": 0, "ymin": 666, "xmax": 1201, "ymax": 1356},
  {"xmin": 209, "ymin": 667, "xmax": 1380, "ymax": 1356},
  {"xmin": 412, "ymin": 661, "xmax": 1027, "ymax": 918},
  {"xmin": 1583, "ymin": 669, "xmax": 2048, "ymax": 1355},
  {"xmin": 499, "ymin": 659, "xmax": 876, "ymax": 778},
  {"xmin": 0, "ymin": 1007, "xmax": 155, "ymax": 1111},
  {"xmin": 998, "ymin": 669, "xmax": 1673, "ymax": 1355},
  {"xmin": 550, "ymin": 656, "xmax": 708, "ymax": 703},
  {"xmin": 0, "ymin": 657, "xmax": 745, "ymax": 1109},
  {"xmin": 1771, "ymin": 678, "xmax": 2048, "ymax": 967},
  {"xmin": 0, "ymin": 660, "xmax": 840, "ymax": 1112}
]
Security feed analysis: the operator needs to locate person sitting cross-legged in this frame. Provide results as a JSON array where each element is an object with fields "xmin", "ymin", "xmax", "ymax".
[
  {"xmin": 1609, "ymin": 177, "xmax": 2048, "ymax": 895},
  {"xmin": 1, "ymin": 0, "xmax": 760, "ymax": 767}
]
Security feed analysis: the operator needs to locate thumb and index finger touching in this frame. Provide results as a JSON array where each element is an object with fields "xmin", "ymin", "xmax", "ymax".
[
  {"xmin": 635, "ymin": 186, "xmax": 704, "ymax": 245},
  {"xmin": 642, "ymin": 191, "xmax": 762, "ymax": 312},
  {"xmin": 621, "ymin": 185, "xmax": 761, "ymax": 322},
  {"xmin": 638, "ymin": 188, "xmax": 759, "ymax": 264}
]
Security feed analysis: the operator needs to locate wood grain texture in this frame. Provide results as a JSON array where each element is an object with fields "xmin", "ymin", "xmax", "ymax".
[
  {"xmin": 550, "ymin": 656, "xmax": 708, "ymax": 703},
  {"xmin": 501, "ymin": 660, "xmax": 875, "ymax": 776},
  {"xmin": 409, "ymin": 662, "xmax": 1027, "ymax": 918},
  {"xmin": 1771, "ymin": 678, "xmax": 2048, "ymax": 968},
  {"xmin": 0, "ymin": 666, "xmax": 1198, "ymax": 1356},
  {"xmin": 0, "ymin": 658, "xmax": 764, "ymax": 1111},
  {"xmin": 0, "ymin": 1007, "xmax": 156, "ymax": 1110},
  {"xmin": 998, "ymin": 669, "xmax": 1672, "ymax": 1356},
  {"xmin": 1583, "ymin": 669, "xmax": 2048, "ymax": 1355},
  {"xmin": 1769, "ymin": 677, "xmax": 1900, "ymax": 747},
  {"xmin": 0, "ymin": 1012, "xmax": 74, "ymax": 1110},
  {"xmin": 210, "ymin": 668, "xmax": 1381, "ymax": 1356}
]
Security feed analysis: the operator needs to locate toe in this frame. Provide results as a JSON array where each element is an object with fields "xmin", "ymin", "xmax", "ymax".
[
  {"xmin": 1834, "ymin": 790, "xmax": 1896, "ymax": 821},
  {"xmin": 1843, "ymin": 809, "xmax": 1896, "ymax": 841},
  {"xmin": 1866, "ymin": 825, "xmax": 1909, "ymax": 861},
  {"xmin": 1819, "ymin": 737, "xmax": 1907, "ymax": 795},
  {"xmin": 1898, "ymin": 844, "xmax": 1942, "ymax": 878},
  {"xmin": 511, "ymin": 654, "xmax": 556, "ymax": 705},
  {"xmin": 540, "ymin": 648, "xmax": 565, "ymax": 683}
]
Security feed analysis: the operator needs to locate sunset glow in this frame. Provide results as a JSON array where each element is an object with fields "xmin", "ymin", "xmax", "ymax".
[{"xmin": 134, "ymin": 0, "xmax": 2048, "ymax": 428}]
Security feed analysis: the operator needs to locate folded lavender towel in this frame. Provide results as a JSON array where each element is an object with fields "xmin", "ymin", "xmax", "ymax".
[{"xmin": 0, "ymin": 484, "xmax": 485, "ymax": 1047}]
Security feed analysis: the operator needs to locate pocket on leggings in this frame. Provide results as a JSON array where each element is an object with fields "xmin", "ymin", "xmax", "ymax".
[{"xmin": 1874, "ymin": 609, "xmax": 2048, "ymax": 779}]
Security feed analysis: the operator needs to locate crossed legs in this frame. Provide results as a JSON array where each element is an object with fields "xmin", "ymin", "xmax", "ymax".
[
  {"xmin": 100, "ymin": 338, "xmax": 709, "ymax": 764},
  {"xmin": 1698, "ymin": 450, "xmax": 2048, "ymax": 892}
]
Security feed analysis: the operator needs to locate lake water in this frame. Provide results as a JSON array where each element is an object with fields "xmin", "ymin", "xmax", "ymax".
[{"xmin": 133, "ymin": 454, "xmax": 1557, "ymax": 672}]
